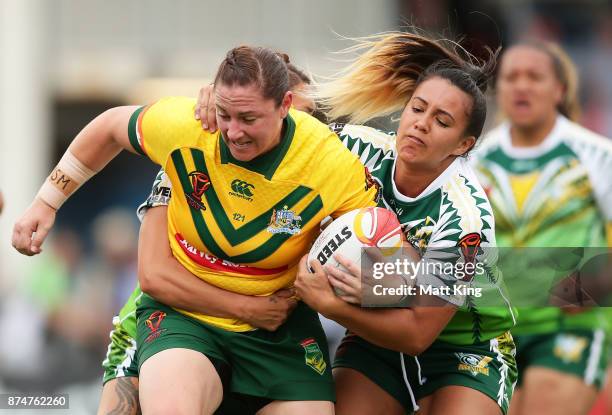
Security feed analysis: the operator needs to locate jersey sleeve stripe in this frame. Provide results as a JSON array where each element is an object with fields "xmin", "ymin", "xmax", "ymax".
[
  {"xmin": 137, "ymin": 106, "xmax": 149, "ymax": 154},
  {"xmin": 128, "ymin": 106, "xmax": 146, "ymax": 155},
  {"xmin": 128, "ymin": 105, "xmax": 153, "ymax": 156}
]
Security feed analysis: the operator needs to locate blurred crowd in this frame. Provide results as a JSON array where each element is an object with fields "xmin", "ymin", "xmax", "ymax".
[{"xmin": 0, "ymin": 208, "xmax": 139, "ymax": 411}]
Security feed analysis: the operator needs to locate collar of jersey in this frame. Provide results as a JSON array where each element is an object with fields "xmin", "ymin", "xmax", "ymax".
[
  {"xmin": 390, "ymin": 157, "xmax": 462, "ymax": 204},
  {"xmin": 499, "ymin": 115, "xmax": 567, "ymax": 159},
  {"xmin": 219, "ymin": 114, "xmax": 296, "ymax": 180}
]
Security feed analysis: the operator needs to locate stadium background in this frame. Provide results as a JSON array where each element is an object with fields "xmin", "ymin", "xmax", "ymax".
[{"xmin": 0, "ymin": 0, "xmax": 611, "ymax": 413}]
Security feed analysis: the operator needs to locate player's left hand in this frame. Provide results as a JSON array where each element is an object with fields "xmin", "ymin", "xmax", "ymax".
[
  {"xmin": 327, "ymin": 253, "xmax": 363, "ymax": 304},
  {"xmin": 295, "ymin": 255, "xmax": 343, "ymax": 315}
]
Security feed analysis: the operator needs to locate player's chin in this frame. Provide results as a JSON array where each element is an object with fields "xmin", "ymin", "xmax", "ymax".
[
  {"xmin": 226, "ymin": 138, "xmax": 260, "ymax": 159},
  {"xmin": 507, "ymin": 113, "xmax": 540, "ymax": 129},
  {"xmin": 229, "ymin": 146, "xmax": 258, "ymax": 161},
  {"xmin": 396, "ymin": 147, "xmax": 423, "ymax": 164}
]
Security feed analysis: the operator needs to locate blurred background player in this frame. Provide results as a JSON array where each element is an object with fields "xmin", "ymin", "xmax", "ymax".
[{"xmin": 473, "ymin": 41, "xmax": 612, "ymax": 415}]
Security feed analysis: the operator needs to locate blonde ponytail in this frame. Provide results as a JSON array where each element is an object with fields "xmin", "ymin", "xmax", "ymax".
[{"xmin": 315, "ymin": 32, "xmax": 483, "ymax": 124}]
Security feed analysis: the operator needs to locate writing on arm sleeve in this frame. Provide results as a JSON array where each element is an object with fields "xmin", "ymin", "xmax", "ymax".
[{"xmin": 136, "ymin": 169, "xmax": 172, "ymax": 222}]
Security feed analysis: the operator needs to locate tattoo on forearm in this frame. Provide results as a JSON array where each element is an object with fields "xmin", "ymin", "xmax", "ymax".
[
  {"xmin": 269, "ymin": 296, "xmax": 278, "ymax": 303},
  {"xmin": 106, "ymin": 377, "xmax": 140, "ymax": 415}
]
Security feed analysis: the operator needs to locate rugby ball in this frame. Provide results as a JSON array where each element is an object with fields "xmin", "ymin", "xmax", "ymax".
[{"xmin": 307, "ymin": 207, "xmax": 403, "ymax": 295}]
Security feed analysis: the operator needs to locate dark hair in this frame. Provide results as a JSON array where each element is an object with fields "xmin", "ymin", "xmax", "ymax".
[
  {"xmin": 417, "ymin": 59, "xmax": 493, "ymax": 140},
  {"xmin": 316, "ymin": 32, "xmax": 497, "ymax": 154},
  {"xmin": 287, "ymin": 63, "xmax": 311, "ymax": 89},
  {"xmin": 214, "ymin": 46, "xmax": 290, "ymax": 107}
]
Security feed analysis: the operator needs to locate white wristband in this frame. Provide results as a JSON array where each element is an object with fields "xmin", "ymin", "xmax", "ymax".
[{"xmin": 36, "ymin": 150, "xmax": 97, "ymax": 209}]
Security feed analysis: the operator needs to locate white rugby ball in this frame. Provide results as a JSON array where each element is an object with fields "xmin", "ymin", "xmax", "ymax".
[{"xmin": 307, "ymin": 207, "xmax": 403, "ymax": 295}]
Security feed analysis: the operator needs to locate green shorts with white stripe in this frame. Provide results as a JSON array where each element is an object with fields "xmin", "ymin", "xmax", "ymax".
[
  {"xmin": 102, "ymin": 314, "xmax": 139, "ymax": 384},
  {"xmin": 414, "ymin": 331, "xmax": 517, "ymax": 415},
  {"xmin": 334, "ymin": 331, "xmax": 517, "ymax": 414},
  {"xmin": 334, "ymin": 333, "xmax": 420, "ymax": 414},
  {"xmin": 515, "ymin": 329, "xmax": 608, "ymax": 389}
]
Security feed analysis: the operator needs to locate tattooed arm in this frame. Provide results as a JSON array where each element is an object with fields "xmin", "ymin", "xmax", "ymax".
[{"xmin": 98, "ymin": 377, "xmax": 140, "ymax": 415}]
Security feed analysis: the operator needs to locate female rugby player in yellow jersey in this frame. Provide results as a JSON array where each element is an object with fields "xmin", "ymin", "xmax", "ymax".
[
  {"xmin": 13, "ymin": 46, "xmax": 377, "ymax": 415},
  {"xmin": 97, "ymin": 62, "xmax": 317, "ymax": 415},
  {"xmin": 473, "ymin": 42, "xmax": 612, "ymax": 415}
]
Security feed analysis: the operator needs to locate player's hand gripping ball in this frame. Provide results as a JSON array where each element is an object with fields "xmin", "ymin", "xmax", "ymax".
[{"xmin": 307, "ymin": 207, "xmax": 403, "ymax": 295}]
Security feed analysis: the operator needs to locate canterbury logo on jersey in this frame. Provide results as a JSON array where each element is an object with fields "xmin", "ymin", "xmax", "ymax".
[
  {"xmin": 229, "ymin": 179, "xmax": 255, "ymax": 201},
  {"xmin": 170, "ymin": 148, "xmax": 324, "ymax": 263}
]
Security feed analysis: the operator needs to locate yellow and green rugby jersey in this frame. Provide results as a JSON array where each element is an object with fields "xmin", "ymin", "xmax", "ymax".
[
  {"xmin": 473, "ymin": 115, "xmax": 612, "ymax": 334},
  {"xmin": 127, "ymin": 97, "xmax": 377, "ymax": 331}
]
